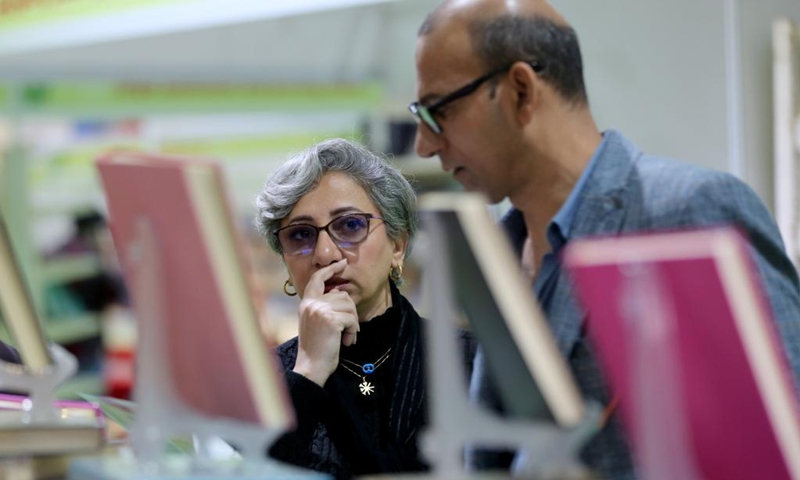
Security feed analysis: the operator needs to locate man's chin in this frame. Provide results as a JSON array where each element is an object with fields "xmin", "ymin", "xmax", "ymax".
[{"xmin": 459, "ymin": 184, "xmax": 505, "ymax": 205}]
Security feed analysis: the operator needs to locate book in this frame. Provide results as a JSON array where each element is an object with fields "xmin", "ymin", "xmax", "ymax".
[
  {"xmin": 0, "ymin": 393, "xmax": 105, "ymax": 458},
  {"xmin": 0, "ymin": 393, "xmax": 106, "ymax": 462},
  {"xmin": 0, "ymin": 455, "xmax": 75, "ymax": 480},
  {"xmin": 0, "ymin": 214, "xmax": 52, "ymax": 370},
  {"xmin": 0, "ymin": 393, "xmax": 102, "ymax": 420},
  {"xmin": 563, "ymin": 227, "xmax": 800, "ymax": 480},
  {"xmin": 78, "ymin": 393, "xmax": 196, "ymax": 454},
  {"xmin": 0, "ymin": 409, "xmax": 104, "ymax": 457},
  {"xmin": 96, "ymin": 152, "xmax": 294, "ymax": 434},
  {"xmin": 0, "ymin": 220, "xmax": 105, "ymax": 459},
  {"xmin": 419, "ymin": 192, "xmax": 584, "ymax": 426}
]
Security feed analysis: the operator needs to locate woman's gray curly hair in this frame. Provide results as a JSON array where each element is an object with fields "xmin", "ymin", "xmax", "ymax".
[{"xmin": 254, "ymin": 138, "xmax": 418, "ymax": 260}]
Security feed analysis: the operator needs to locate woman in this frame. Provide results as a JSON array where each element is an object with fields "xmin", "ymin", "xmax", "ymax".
[{"xmin": 254, "ymin": 138, "xmax": 474, "ymax": 479}]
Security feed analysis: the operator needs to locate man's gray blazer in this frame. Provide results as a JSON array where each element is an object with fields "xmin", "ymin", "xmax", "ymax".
[{"xmin": 469, "ymin": 130, "xmax": 800, "ymax": 480}]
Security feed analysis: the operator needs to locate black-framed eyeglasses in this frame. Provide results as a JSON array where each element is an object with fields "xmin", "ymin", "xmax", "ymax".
[
  {"xmin": 274, "ymin": 213, "xmax": 387, "ymax": 256},
  {"xmin": 408, "ymin": 61, "xmax": 544, "ymax": 135}
]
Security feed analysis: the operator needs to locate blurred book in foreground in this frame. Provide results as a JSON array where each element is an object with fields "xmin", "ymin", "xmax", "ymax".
[
  {"xmin": 78, "ymin": 393, "xmax": 194, "ymax": 454},
  {"xmin": 84, "ymin": 152, "xmax": 312, "ymax": 478},
  {"xmin": 0, "ymin": 393, "xmax": 104, "ymax": 457},
  {"xmin": 0, "ymin": 394, "xmax": 107, "ymax": 479},
  {"xmin": 564, "ymin": 227, "xmax": 800, "ymax": 480}
]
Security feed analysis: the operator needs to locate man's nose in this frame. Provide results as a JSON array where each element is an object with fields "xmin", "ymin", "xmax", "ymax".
[{"xmin": 413, "ymin": 123, "xmax": 443, "ymax": 159}]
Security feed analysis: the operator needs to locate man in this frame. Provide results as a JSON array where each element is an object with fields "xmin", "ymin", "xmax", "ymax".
[{"xmin": 409, "ymin": 1, "xmax": 800, "ymax": 479}]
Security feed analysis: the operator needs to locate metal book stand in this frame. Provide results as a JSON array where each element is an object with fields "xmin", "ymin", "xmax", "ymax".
[
  {"xmin": 418, "ymin": 214, "xmax": 602, "ymax": 480},
  {"xmin": 0, "ymin": 342, "xmax": 78, "ymax": 423},
  {"xmin": 69, "ymin": 219, "xmax": 326, "ymax": 480}
]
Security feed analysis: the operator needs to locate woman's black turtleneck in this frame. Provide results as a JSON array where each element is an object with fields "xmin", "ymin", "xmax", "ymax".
[{"xmin": 269, "ymin": 283, "xmax": 430, "ymax": 479}]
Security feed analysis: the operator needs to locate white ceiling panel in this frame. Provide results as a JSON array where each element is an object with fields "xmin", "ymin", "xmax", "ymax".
[{"xmin": 0, "ymin": 2, "xmax": 406, "ymax": 83}]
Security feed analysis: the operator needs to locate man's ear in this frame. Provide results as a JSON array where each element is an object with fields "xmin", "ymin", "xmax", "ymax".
[{"xmin": 506, "ymin": 61, "xmax": 539, "ymax": 126}]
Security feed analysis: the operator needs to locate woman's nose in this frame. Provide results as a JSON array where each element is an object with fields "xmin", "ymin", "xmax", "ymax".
[{"xmin": 312, "ymin": 230, "xmax": 343, "ymax": 266}]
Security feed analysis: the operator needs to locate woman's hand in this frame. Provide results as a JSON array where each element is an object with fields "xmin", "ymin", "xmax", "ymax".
[{"xmin": 292, "ymin": 259, "xmax": 359, "ymax": 387}]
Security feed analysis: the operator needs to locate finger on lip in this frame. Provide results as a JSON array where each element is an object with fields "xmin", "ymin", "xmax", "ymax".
[
  {"xmin": 327, "ymin": 258, "xmax": 347, "ymax": 273},
  {"xmin": 305, "ymin": 260, "xmax": 347, "ymax": 298},
  {"xmin": 324, "ymin": 278, "xmax": 348, "ymax": 293},
  {"xmin": 316, "ymin": 259, "xmax": 347, "ymax": 280}
]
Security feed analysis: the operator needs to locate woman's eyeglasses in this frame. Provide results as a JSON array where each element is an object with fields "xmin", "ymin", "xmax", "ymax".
[{"xmin": 274, "ymin": 213, "xmax": 386, "ymax": 256}]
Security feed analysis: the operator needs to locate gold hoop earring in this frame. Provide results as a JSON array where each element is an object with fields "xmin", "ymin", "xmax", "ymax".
[
  {"xmin": 283, "ymin": 279, "xmax": 297, "ymax": 297},
  {"xmin": 389, "ymin": 265, "xmax": 403, "ymax": 283}
]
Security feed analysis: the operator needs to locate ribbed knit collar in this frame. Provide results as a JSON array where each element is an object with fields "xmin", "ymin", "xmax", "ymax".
[{"xmin": 338, "ymin": 282, "xmax": 403, "ymax": 365}]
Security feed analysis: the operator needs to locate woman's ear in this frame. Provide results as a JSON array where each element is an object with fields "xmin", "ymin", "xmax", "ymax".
[{"xmin": 392, "ymin": 232, "xmax": 410, "ymax": 265}]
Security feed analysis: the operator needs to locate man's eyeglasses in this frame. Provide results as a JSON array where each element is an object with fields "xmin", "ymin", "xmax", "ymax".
[
  {"xmin": 408, "ymin": 61, "xmax": 544, "ymax": 135},
  {"xmin": 274, "ymin": 213, "xmax": 386, "ymax": 256}
]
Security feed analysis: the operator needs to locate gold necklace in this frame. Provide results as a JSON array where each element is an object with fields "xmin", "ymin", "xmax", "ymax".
[{"xmin": 338, "ymin": 348, "xmax": 392, "ymax": 396}]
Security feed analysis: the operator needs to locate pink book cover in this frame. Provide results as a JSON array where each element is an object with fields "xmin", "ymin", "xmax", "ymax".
[
  {"xmin": 563, "ymin": 227, "xmax": 800, "ymax": 480},
  {"xmin": 96, "ymin": 152, "xmax": 293, "ymax": 430}
]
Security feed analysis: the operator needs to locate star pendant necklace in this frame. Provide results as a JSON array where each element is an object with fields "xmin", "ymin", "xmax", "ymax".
[{"xmin": 338, "ymin": 347, "xmax": 392, "ymax": 396}]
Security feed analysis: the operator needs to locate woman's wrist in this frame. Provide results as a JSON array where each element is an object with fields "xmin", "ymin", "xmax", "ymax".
[{"xmin": 293, "ymin": 360, "xmax": 333, "ymax": 387}]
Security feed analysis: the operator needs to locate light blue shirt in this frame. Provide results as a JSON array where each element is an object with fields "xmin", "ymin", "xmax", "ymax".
[{"xmin": 533, "ymin": 133, "xmax": 608, "ymax": 310}]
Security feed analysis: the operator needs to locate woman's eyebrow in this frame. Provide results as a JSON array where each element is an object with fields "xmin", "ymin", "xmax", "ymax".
[
  {"xmin": 329, "ymin": 206, "xmax": 363, "ymax": 216},
  {"xmin": 283, "ymin": 214, "xmax": 314, "ymax": 225},
  {"xmin": 283, "ymin": 206, "xmax": 363, "ymax": 226}
]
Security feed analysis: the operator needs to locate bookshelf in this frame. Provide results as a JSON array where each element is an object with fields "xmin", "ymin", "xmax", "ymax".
[
  {"xmin": 773, "ymin": 18, "xmax": 800, "ymax": 267},
  {"xmin": 40, "ymin": 254, "xmax": 102, "ymax": 285},
  {"xmin": 0, "ymin": 1, "xmax": 445, "ymax": 406},
  {"xmin": 0, "ymin": 113, "xmax": 441, "ymax": 401},
  {"xmin": 0, "ymin": 142, "xmax": 106, "ymax": 399},
  {"xmin": 44, "ymin": 315, "xmax": 100, "ymax": 346},
  {"xmin": 391, "ymin": 155, "xmax": 456, "ymax": 190}
]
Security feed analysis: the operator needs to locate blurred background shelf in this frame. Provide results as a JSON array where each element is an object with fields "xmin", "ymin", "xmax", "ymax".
[
  {"xmin": 40, "ymin": 253, "xmax": 101, "ymax": 284},
  {"xmin": 57, "ymin": 371, "xmax": 103, "ymax": 400},
  {"xmin": 44, "ymin": 313, "xmax": 100, "ymax": 345},
  {"xmin": 391, "ymin": 155, "xmax": 454, "ymax": 190}
]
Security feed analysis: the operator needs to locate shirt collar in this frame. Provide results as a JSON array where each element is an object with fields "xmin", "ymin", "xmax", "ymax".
[{"xmin": 547, "ymin": 133, "xmax": 609, "ymax": 250}]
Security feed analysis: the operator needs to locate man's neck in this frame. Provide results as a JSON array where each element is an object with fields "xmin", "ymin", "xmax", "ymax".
[{"xmin": 511, "ymin": 118, "xmax": 602, "ymax": 265}]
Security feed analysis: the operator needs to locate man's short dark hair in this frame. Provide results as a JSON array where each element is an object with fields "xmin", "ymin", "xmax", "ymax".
[{"xmin": 469, "ymin": 15, "xmax": 588, "ymax": 107}]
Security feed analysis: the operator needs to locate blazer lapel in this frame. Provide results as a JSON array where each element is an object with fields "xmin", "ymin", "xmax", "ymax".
[{"xmin": 550, "ymin": 130, "xmax": 643, "ymax": 357}]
